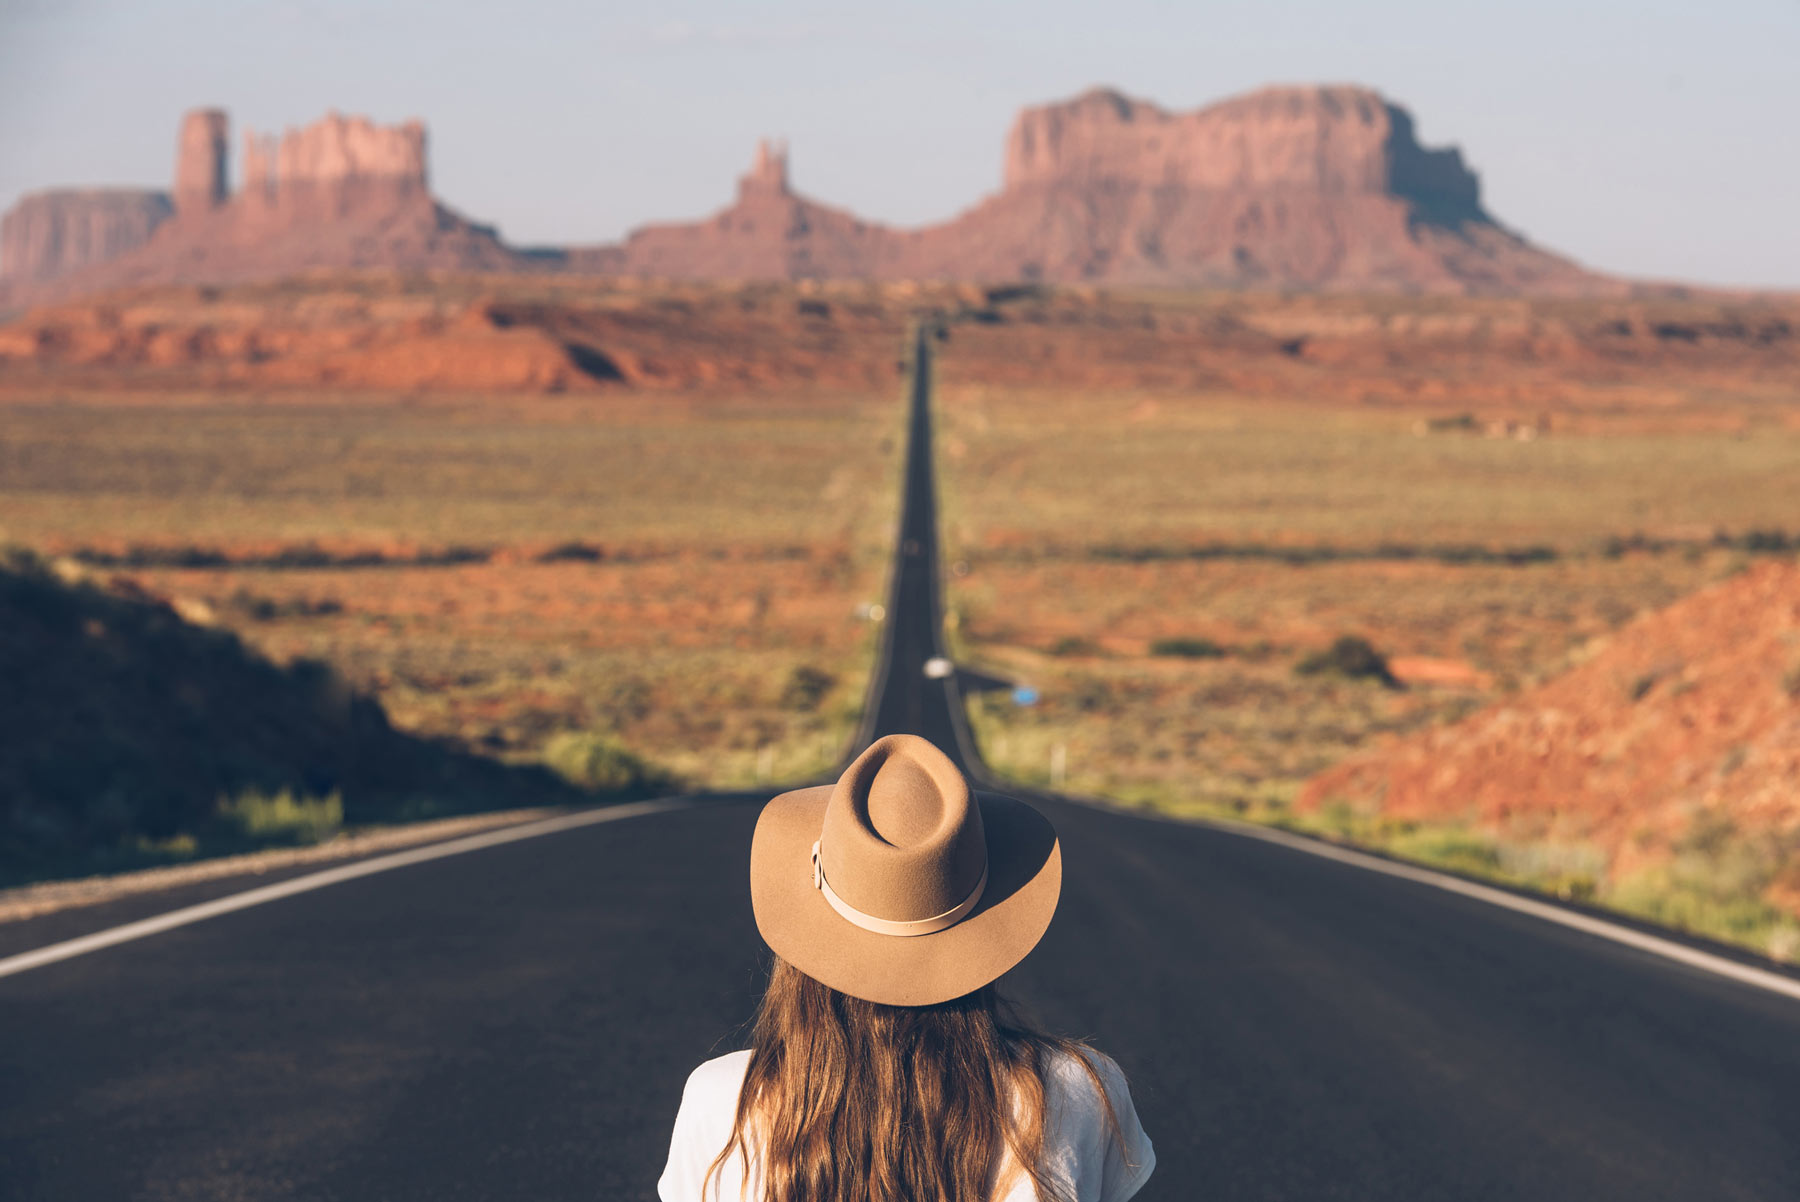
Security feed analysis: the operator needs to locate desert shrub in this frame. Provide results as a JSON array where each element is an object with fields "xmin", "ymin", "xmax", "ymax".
[
  {"xmin": 415, "ymin": 545, "xmax": 492, "ymax": 567},
  {"xmin": 601, "ymin": 677, "xmax": 653, "ymax": 726},
  {"xmin": 266, "ymin": 543, "xmax": 338, "ymax": 568},
  {"xmin": 1627, "ymin": 661, "xmax": 1681, "ymax": 702},
  {"xmin": 72, "ymin": 544, "xmax": 229, "ymax": 569},
  {"xmin": 1738, "ymin": 528, "xmax": 1795, "ymax": 553},
  {"xmin": 983, "ymin": 283, "xmax": 1044, "ymax": 305},
  {"xmin": 1769, "ymin": 923, "xmax": 1800, "ymax": 964},
  {"xmin": 1295, "ymin": 635, "xmax": 1400, "ymax": 687},
  {"xmin": 1497, "ymin": 841, "xmax": 1607, "ymax": 902},
  {"xmin": 537, "ymin": 540, "xmax": 605, "ymax": 563},
  {"xmin": 780, "ymin": 665, "xmax": 835, "ymax": 712},
  {"xmin": 226, "ymin": 590, "xmax": 279, "ymax": 621},
  {"xmin": 224, "ymin": 589, "xmax": 344, "ymax": 621},
  {"xmin": 1068, "ymin": 676, "xmax": 1117, "ymax": 714},
  {"xmin": 1387, "ymin": 826, "xmax": 1504, "ymax": 880},
  {"xmin": 1608, "ymin": 812, "xmax": 1800, "ymax": 949},
  {"xmin": 1087, "ymin": 539, "xmax": 1557, "ymax": 568},
  {"xmin": 1308, "ymin": 799, "xmax": 1378, "ymax": 842},
  {"xmin": 1050, "ymin": 635, "xmax": 1098, "ymax": 656},
  {"xmin": 1150, "ymin": 637, "xmax": 1226, "ymax": 659},
  {"xmin": 1599, "ymin": 532, "xmax": 1673, "ymax": 559},
  {"xmin": 543, "ymin": 732, "xmax": 662, "ymax": 793},
  {"xmin": 216, "ymin": 788, "xmax": 343, "ymax": 845}
]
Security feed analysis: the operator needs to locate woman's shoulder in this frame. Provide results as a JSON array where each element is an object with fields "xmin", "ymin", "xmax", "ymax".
[
  {"xmin": 661, "ymin": 1050, "xmax": 754, "ymax": 1202},
  {"xmin": 1036, "ymin": 1046, "xmax": 1156, "ymax": 1202},
  {"xmin": 681, "ymin": 1048, "xmax": 753, "ymax": 1104},
  {"xmin": 665, "ymin": 1052, "xmax": 753, "ymax": 1174},
  {"xmin": 1041, "ymin": 1046, "xmax": 1130, "ymax": 1104}
]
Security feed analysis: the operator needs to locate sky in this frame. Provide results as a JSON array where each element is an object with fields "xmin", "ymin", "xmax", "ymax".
[{"xmin": 2, "ymin": 0, "xmax": 1797, "ymax": 289}]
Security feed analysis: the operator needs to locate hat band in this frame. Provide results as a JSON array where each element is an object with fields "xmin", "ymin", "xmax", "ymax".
[{"xmin": 811, "ymin": 841, "xmax": 988, "ymax": 938}]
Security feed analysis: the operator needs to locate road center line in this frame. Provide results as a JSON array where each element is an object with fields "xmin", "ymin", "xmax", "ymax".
[{"xmin": 0, "ymin": 799, "xmax": 700, "ymax": 981}]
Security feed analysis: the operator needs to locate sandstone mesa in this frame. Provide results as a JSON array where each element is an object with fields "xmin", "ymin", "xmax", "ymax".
[
  {"xmin": 0, "ymin": 190, "xmax": 172, "ymax": 285},
  {"xmin": 3, "ymin": 85, "xmax": 1627, "ymax": 306},
  {"xmin": 0, "ymin": 108, "xmax": 518, "ymax": 309}
]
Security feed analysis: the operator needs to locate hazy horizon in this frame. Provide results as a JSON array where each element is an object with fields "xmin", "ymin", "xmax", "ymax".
[{"xmin": 3, "ymin": 0, "xmax": 1797, "ymax": 290}]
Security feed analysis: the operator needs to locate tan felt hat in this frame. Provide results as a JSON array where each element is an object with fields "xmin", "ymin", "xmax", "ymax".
[{"xmin": 750, "ymin": 733, "xmax": 1061, "ymax": 1006}]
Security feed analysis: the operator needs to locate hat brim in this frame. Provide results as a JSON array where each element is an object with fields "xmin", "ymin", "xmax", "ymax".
[{"xmin": 750, "ymin": 784, "xmax": 1061, "ymax": 1007}]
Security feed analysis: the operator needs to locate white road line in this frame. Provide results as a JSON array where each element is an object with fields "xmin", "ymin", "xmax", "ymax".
[
  {"xmin": 12, "ymin": 786, "xmax": 1797, "ymax": 1007},
  {"xmin": 0, "ymin": 799, "xmax": 699, "ymax": 981},
  {"xmin": 1183, "ymin": 811, "xmax": 1800, "ymax": 1004}
]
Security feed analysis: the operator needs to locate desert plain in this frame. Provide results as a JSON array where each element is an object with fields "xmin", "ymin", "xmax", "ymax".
[{"xmin": 3, "ymin": 271, "xmax": 1800, "ymax": 961}]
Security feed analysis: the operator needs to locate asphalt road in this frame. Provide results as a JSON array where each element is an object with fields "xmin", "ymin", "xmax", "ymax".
[
  {"xmin": 4, "ymin": 328, "xmax": 1800, "ymax": 1200},
  {"xmin": 855, "ymin": 323, "xmax": 974, "ymax": 760}
]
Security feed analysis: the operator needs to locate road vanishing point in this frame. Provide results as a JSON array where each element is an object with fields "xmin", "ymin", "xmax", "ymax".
[{"xmin": 3, "ymin": 327, "xmax": 1799, "ymax": 1200}]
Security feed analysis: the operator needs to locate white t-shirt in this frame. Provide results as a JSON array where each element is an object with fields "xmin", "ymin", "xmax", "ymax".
[{"xmin": 657, "ymin": 1046, "xmax": 1155, "ymax": 1202}]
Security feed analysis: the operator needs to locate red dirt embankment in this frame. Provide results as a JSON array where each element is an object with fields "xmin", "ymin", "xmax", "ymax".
[
  {"xmin": 0, "ymin": 279, "xmax": 930, "ymax": 394},
  {"xmin": 1302, "ymin": 561, "xmax": 1800, "ymax": 914},
  {"xmin": 2, "ymin": 276, "xmax": 1797, "ymax": 406}
]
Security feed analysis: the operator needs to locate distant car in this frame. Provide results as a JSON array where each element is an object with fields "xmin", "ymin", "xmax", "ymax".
[{"xmin": 923, "ymin": 657, "xmax": 954, "ymax": 680}]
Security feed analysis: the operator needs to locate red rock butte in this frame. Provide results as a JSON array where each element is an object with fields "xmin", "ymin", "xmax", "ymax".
[
  {"xmin": 0, "ymin": 108, "xmax": 522, "ymax": 308},
  {"xmin": 2, "ymin": 85, "xmax": 1621, "ymax": 306}
]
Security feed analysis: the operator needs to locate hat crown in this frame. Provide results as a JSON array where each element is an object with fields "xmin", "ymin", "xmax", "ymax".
[
  {"xmin": 819, "ymin": 735, "xmax": 988, "ymax": 923},
  {"xmin": 866, "ymin": 756, "xmax": 946, "ymax": 845}
]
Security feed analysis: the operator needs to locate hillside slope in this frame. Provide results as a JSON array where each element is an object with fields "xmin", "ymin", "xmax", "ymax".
[
  {"xmin": 0, "ymin": 550, "xmax": 585, "ymax": 882},
  {"xmin": 1303, "ymin": 560, "xmax": 1800, "ymax": 945}
]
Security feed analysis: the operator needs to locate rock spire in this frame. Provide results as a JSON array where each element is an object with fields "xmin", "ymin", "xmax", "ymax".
[{"xmin": 174, "ymin": 109, "xmax": 229, "ymax": 213}]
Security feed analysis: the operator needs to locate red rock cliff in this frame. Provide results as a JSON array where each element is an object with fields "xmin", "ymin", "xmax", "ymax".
[
  {"xmin": 174, "ymin": 109, "xmax": 229, "ymax": 213},
  {"xmin": 1003, "ymin": 86, "xmax": 1478, "ymax": 210},
  {"xmin": 599, "ymin": 84, "xmax": 1605, "ymax": 294},
  {"xmin": 0, "ymin": 189, "xmax": 173, "ymax": 284},
  {"xmin": 3, "ymin": 108, "xmax": 519, "ymax": 305},
  {"xmin": 3, "ymin": 85, "xmax": 1619, "ymax": 302},
  {"xmin": 913, "ymin": 83, "xmax": 1544, "ymax": 290},
  {"xmin": 242, "ymin": 111, "xmax": 429, "ymax": 211}
]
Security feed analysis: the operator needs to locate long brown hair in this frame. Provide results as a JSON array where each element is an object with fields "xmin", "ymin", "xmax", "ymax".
[{"xmin": 706, "ymin": 957, "xmax": 1121, "ymax": 1202}]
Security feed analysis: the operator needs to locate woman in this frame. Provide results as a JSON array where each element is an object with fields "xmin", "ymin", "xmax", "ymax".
[{"xmin": 659, "ymin": 734, "xmax": 1155, "ymax": 1202}]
